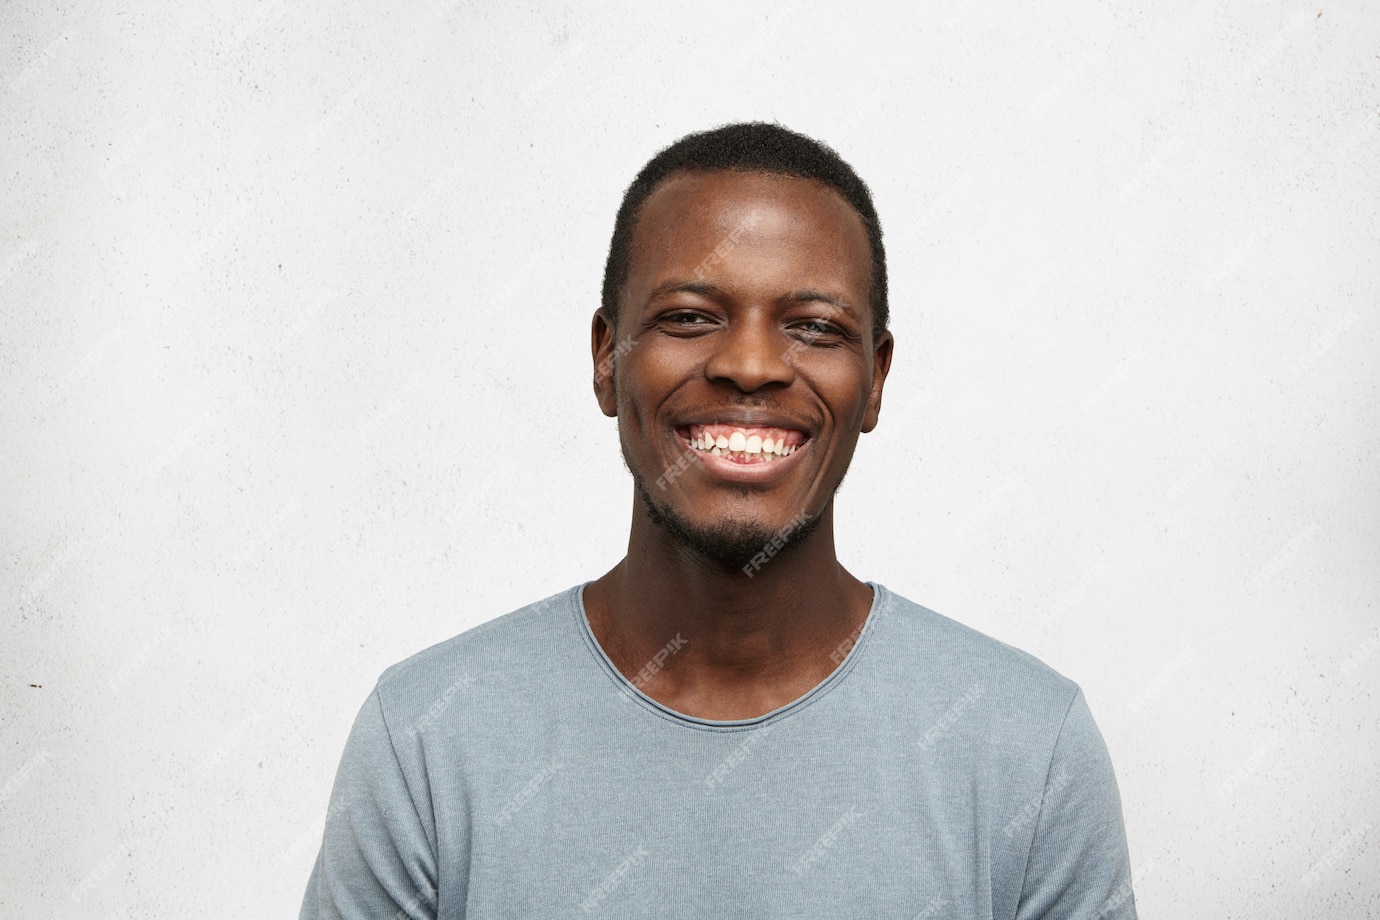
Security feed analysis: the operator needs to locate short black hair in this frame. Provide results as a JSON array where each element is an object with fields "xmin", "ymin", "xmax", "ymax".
[{"xmin": 601, "ymin": 122, "xmax": 888, "ymax": 340}]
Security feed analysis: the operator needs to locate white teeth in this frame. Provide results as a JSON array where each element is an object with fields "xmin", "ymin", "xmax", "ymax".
[{"xmin": 685, "ymin": 427, "xmax": 804, "ymax": 461}]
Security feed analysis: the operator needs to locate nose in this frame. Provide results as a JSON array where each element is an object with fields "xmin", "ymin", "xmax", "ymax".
[{"xmin": 703, "ymin": 312, "xmax": 796, "ymax": 393}]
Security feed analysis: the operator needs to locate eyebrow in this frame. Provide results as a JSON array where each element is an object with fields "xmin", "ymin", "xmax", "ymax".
[
  {"xmin": 645, "ymin": 281, "xmax": 859, "ymax": 320},
  {"xmin": 787, "ymin": 289, "xmax": 858, "ymax": 320},
  {"xmin": 646, "ymin": 280, "xmax": 723, "ymax": 302}
]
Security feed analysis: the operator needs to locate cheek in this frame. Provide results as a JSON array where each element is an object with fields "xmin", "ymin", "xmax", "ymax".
[
  {"xmin": 808, "ymin": 361, "xmax": 873, "ymax": 422},
  {"xmin": 613, "ymin": 357, "xmax": 665, "ymax": 431}
]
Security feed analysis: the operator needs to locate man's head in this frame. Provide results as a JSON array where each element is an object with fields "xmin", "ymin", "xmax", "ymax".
[
  {"xmin": 601, "ymin": 122, "xmax": 889, "ymax": 342},
  {"xmin": 592, "ymin": 124, "xmax": 893, "ymax": 571}
]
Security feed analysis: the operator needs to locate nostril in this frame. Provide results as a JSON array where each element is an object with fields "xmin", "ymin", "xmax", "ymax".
[{"xmin": 704, "ymin": 336, "xmax": 797, "ymax": 392}]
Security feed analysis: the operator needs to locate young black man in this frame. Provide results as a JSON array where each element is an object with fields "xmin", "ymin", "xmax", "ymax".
[{"xmin": 301, "ymin": 122, "xmax": 1137, "ymax": 920}]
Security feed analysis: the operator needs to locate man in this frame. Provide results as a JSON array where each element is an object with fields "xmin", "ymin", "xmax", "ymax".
[{"xmin": 301, "ymin": 122, "xmax": 1137, "ymax": 919}]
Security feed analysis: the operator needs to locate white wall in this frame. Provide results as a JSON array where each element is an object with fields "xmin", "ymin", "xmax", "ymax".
[{"xmin": 2, "ymin": 1, "xmax": 1376, "ymax": 916}]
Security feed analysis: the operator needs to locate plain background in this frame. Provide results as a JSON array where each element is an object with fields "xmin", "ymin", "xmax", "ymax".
[{"xmin": 2, "ymin": 1, "xmax": 1377, "ymax": 917}]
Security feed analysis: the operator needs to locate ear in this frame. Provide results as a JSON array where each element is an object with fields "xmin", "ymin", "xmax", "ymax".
[
  {"xmin": 591, "ymin": 308, "xmax": 619, "ymax": 418},
  {"xmin": 860, "ymin": 329, "xmax": 894, "ymax": 433}
]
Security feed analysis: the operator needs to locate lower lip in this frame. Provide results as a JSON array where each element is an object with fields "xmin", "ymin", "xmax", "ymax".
[{"xmin": 673, "ymin": 438, "xmax": 810, "ymax": 484}]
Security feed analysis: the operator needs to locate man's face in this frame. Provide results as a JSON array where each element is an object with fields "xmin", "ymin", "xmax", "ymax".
[{"xmin": 593, "ymin": 169, "xmax": 893, "ymax": 567}]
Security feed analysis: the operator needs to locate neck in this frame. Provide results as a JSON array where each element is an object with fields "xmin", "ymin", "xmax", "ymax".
[{"xmin": 583, "ymin": 496, "xmax": 874, "ymax": 719}]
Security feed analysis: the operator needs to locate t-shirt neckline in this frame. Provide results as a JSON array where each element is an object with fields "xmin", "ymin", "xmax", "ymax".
[{"xmin": 573, "ymin": 581, "xmax": 888, "ymax": 732}]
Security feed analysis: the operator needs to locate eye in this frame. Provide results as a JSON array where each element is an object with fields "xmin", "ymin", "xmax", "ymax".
[
  {"xmin": 664, "ymin": 311, "xmax": 707, "ymax": 324},
  {"xmin": 790, "ymin": 318, "xmax": 845, "ymax": 342},
  {"xmin": 655, "ymin": 310, "xmax": 717, "ymax": 333}
]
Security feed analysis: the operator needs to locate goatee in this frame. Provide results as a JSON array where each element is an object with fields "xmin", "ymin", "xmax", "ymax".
[{"xmin": 628, "ymin": 458, "xmax": 823, "ymax": 572}]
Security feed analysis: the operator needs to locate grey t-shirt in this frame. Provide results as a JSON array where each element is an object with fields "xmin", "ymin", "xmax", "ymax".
[{"xmin": 301, "ymin": 583, "xmax": 1137, "ymax": 919}]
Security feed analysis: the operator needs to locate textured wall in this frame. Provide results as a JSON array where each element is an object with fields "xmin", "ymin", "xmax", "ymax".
[{"xmin": 2, "ymin": 1, "xmax": 1377, "ymax": 916}]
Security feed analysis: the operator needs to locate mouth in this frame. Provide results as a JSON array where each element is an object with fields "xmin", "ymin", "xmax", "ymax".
[{"xmin": 674, "ymin": 423, "xmax": 811, "ymax": 465}]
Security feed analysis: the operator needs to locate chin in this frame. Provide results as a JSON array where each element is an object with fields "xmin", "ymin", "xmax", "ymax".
[{"xmin": 632, "ymin": 476, "xmax": 820, "ymax": 571}]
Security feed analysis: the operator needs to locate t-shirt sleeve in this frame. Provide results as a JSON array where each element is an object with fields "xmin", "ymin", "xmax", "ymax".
[
  {"xmin": 300, "ymin": 687, "xmax": 440, "ymax": 920},
  {"xmin": 1014, "ymin": 688, "xmax": 1137, "ymax": 920}
]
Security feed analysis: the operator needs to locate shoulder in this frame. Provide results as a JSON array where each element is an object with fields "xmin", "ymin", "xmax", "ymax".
[
  {"xmin": 870, "ymin": 584, "xmax": 1083, "ymax": 728},
  {"xmin": 372, "ymin": 586, "xmax": 580, "ymax": 725}
]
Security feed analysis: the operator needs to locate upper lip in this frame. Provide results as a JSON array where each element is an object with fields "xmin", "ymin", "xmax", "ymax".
[{"xmin": 673, "ymin": 411, "xmax": 816, "ymax": 436}]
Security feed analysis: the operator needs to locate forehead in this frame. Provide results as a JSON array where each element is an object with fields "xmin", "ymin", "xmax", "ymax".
[{"xmin": 626, "ymin": 169, "xmax": 872, "ymax": 299}]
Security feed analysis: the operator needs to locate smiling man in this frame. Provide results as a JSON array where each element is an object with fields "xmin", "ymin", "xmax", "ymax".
[{"xmin": 301, "ymin": 123, "xmax": 1137, "ymax": 919}]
